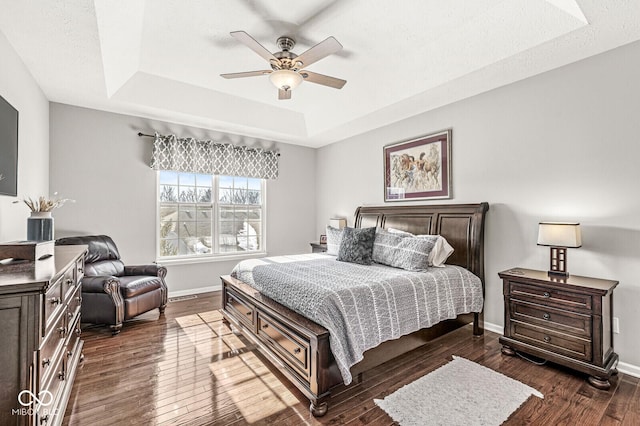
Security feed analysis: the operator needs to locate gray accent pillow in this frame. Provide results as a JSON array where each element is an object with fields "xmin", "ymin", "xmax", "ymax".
[
  {"xmin": 326, "ymin": 226, "xmax": 344, "ymax": 256},
  {"xmin": 337, "ymin": 227, "xmax": 376, "ymax": 265},
  {"xmin": 373, "ymin": 228, "xmax": 438, "ymax": 271}
]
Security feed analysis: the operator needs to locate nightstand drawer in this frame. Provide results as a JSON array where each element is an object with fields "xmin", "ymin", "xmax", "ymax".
[
  {"xmin": 510, "ymin": 281, "xmax": 592, "ymax": 312},
  {"xmin": 510, "ymin": 300, "xmax": 591, "ymax": 338},
  {"xmin": 511, "ymin": 321, "xmax": 591, "ymax": 362}
]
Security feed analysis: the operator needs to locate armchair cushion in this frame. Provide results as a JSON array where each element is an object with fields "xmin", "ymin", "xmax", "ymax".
[{"xmin": 118, "ymin": 276, "xmax": 164, "ymax": 298}]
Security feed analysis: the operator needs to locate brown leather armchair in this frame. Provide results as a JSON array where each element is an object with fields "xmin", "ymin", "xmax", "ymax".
[{"xmin": 56, "ymin": 235, "xmax": 168, "ymax": 335}]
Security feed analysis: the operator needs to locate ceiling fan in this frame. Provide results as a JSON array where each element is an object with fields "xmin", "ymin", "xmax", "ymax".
[{"xmin": 220, "ymin": 31, "xmax": 346, "ymax": 100}]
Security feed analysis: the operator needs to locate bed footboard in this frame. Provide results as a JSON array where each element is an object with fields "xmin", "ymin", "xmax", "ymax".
[{"xmin": 220, "ymin": 275, "xmax": 340, "ymax": 416}]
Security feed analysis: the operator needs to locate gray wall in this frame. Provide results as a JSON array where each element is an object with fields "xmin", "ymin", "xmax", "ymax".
[
  {"xmin": 0, "ymin": 31, "xmax": 49, "ymax": 240},
  {"xmin": 49, "ymin": 103, "xmax": 317, "ymax": 295},
  {"xmin": 316, "ymin": 40, "xmax": 640, "ymax": 371}
]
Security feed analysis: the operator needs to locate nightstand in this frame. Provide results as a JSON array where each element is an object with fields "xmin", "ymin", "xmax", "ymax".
[
  {"xmin": 499, "ymin": 267, "xmax": 619, "ymax": 389},
  {"xmin": 310, "ymin": 243, "xmax": 327, "ymax": 253}
]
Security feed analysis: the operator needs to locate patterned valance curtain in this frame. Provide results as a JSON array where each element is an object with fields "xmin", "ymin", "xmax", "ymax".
[{"xmin": 150, "ymin": 133, "xmax": 279, "ymax": 179}]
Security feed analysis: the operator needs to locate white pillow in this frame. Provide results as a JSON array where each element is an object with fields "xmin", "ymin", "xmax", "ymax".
[
  {"xmin": 325, "ymin": 225, "xmax": 343, "ymax": 256},
  {"xmin": 387, "ymin": 228, "xmax": 454, "ymax": 267}
]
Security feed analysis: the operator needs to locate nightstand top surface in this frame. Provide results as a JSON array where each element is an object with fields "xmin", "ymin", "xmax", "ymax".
[{"xmin": 499, "ymin": 267, "xmax": 618, "ymax": 292}]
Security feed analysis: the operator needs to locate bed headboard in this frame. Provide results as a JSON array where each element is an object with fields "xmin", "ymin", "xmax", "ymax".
[{"xmin": 354, "ymin": 202, "xmax": 489, "ymax": 282}]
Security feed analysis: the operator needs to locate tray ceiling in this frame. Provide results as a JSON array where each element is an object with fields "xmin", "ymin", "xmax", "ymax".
[{"xmin": 0, "ymin": 0, "xmax": 639, "ymax": 147}]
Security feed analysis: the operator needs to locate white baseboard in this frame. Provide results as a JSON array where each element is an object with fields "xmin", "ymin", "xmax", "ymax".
[
  {"xmin": 482, "ymin": 321, "xmax": 640, "ymax": 379},
  {"xmin": 168, "ymin": 285, "xmax": 221, "ymax": 299}
]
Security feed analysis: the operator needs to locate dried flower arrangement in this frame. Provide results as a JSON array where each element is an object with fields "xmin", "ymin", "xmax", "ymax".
[{"xmin": 13, "ymin": 193, "xmax": 74, "ymax": 212}]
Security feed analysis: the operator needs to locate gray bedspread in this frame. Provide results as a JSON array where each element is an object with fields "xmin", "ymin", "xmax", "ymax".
[{"xmin": 231, "ymin": 254, "xmax": 483, "ymax": 384}]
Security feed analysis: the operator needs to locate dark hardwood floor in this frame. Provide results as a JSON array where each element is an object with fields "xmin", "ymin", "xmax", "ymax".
[{"xmin": 64, "ymin": 292, "xmax": 640, "ymax": 425}]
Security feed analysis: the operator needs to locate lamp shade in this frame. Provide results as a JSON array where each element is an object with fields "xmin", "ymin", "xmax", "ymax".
[
  {"xmin": 329, "ymin": 218, "xmax": 347, "ymax": 229},
  {"xmin": 537, "ymin": 222, "xmax": 582, "ymax": 248},
  {"xmin": 269, "ymin": 70, "xmax": 303, "ymax": 90}
]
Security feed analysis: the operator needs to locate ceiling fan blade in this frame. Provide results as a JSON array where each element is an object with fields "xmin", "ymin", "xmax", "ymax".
[
  {"xmin": 278, "ymin": 88, "xmax": 292, "ymax": 100},
  {"xmin": 300, "ymin": 70, "xmax": 346, "ymax": 89},
  {"xmin": 220, "ymin": 70, "xmax": 272, "ymax": 79},
  {"xmin": 230, "ymin": 31, "xmax": 280, "ymax": 65},
  {"xmin": 294, "ymin": 36, "xmax": 342, "ymax": 68}
]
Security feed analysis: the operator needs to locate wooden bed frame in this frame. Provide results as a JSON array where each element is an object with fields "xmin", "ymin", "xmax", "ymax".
[{"xmin": 220, "ymin": 202, "xmax": 489, "ymax": 416}]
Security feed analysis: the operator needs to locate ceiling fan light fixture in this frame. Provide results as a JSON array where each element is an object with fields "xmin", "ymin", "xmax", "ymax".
[{"xmin": 269, "ymin": 69, "xmax": 303, "ymax": 91}]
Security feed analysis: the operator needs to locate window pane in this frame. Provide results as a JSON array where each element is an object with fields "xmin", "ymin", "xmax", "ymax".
[
  {"xmin": 219, "ymin": 175, "xmax": 233, "ymax": 188},
  {"xmin": 234, "ymin": 176, "xmax": 248, "ymax": 188},
  {"xmin": 179, "ymin": 204, "xmax": 196, "ymax": 221},
  {"xmin": 197, "ymin": 187, "xmax": 212, "ymax": 202},
  {"xmin": 179, "ymin": 173, "xmax": 195, "ymax": 185},
  {"xmin": 233, "ymin": 188, "xmax": 247, "ymax": 204},
  {"xmin": 160, "ymin": 185, "xmax": 178, "ymax": 202},
  {"xmin": 179, "ymin": 186, "xmax": 197, "ymax": 202},
  {"xmin": 247, "ymin": 178, "xmax": 261, "ymax": 190},
  {"xmin": 247, "ymin": 190, "xmax": 261, "ymax": 205},
  {"xmin": 219, "ymin": 187, "xmax": 233, "ymax": 203},
  {"xmin": 160, "ymin": 171, "xmax": 178, "ymax": 185},
  {"xmin": 196, "ymin": 174, "xmax": 212, "ymax": 187}
]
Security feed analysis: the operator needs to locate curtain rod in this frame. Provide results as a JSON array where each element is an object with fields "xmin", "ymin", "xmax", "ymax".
[{"xmin": 137, "ymin": 132, "xmax": 280, "ymax": 156}]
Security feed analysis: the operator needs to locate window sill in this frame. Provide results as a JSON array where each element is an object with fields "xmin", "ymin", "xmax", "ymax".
[{"xmin": 157, "ymin": 251, "xmax": 267, "ymax": 266}]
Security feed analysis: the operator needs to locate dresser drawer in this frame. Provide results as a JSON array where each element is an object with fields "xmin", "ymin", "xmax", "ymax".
[
  {"xmin": 65, "ymin": 312, "xmax": 82, "ymax": 363},
  {"xmin": 510, "ymin": 300, "xmax": 591, "ymax": 338},
  {"xmin": 38, "ymin": 351, "xmax": 66, "ymax": 426},
  {"xmin": 257, "ymin": 312, "xmax": 311, "ymax": 381},
  {"xmin": 66, "ymin": 285, "xmax": 82, "ymax": 325},
  {"xmin": 509, "ymin": 281, "xmax": 592, "ymax": 313},
  {"xmin": 511, "ymin": 321, "xmax": 592, "ymax": 362},
  {"xmin": 225, "ymin": 288, "xmax": 255, "ymax": 329},
  {"xmin": 60, "ymin": 265, "xmax": 76, "ymax": 304},
  {"xmin": 39, "ymin": 313, "xmax": 66, "ymax": 386},
  {"xmin": 43, "ymin": 276, "xmax": 65, "ymax": 332}
]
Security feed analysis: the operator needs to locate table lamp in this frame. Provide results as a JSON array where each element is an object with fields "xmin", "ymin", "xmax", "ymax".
[{"xmin": 537, "ymin": 222, "xmax": 582, "ymax": 277}]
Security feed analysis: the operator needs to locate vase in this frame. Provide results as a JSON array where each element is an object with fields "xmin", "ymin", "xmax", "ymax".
[{"xmin": 27, "ymin": 211, "xmax": 54, "ymax": 241}]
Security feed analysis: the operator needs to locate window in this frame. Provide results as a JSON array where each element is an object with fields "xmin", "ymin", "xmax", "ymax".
[{"xmin": 158, "ymin": 171, "xmax": 265, "ymax": 259}]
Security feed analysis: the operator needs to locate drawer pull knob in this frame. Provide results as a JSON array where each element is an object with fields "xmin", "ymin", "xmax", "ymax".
[
  {"xmin": 543, "ymin": 292, "xmax": 551, "ymax": 298},
  {"xmin": 40, "ymin": 414, "xmax": 49, "ymax": 424},
  {"xmin": 50, "ymin": 297, "xmax": 60, "ymax": 305},
  {"xmin": 42, "ymin": 358, "xmax": 51, "ymax": 367},
  {"xmin": 77, "ymin": 296, "xmax": 82, "ymax": 303},
  {"xmin": 68, "ymin": 311, "xmax": 74, "ymax": 319},
  {"xmin": 66, "ymin": 278, "xmax": 74, "ymax": 285},
  {"xmin": 75, "ymin": 328, "xmax": 82, "ymax": 336},
  {"xmin": 543, "ymin": 336, "xmax": 551, "ymax": 343},
  {"xmin": 58, "ymin": 371, "xmax": 65, "ymax": 381},
  {"xmin": 58, "ymin": 326, "xmax": 67, "ymax": 337},
  {"xmin": 543, "ymin": 313, "xmax": 551, "ymax": 320},
  {"xmin": 262, "ymin": 324, "xmax": 269, "ymax": 329},
  {"xmin": 246, "ymin": 311, "xmax": 252, "ymax": 316},
  {"xmin": 67, "ymin": 350, "xmax": 73, "ymax": 358},
  {"xmin": 294, "ymin": 348, "xmax": 301, "ymax": 354}
]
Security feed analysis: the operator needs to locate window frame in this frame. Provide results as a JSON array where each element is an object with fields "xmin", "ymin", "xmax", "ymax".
[{"xmin": 155, "ymin": 171, "xmax": 267, "ymax": 264}]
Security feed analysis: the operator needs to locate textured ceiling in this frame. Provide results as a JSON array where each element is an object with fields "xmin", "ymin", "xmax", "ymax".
[{"xmin": 0, "ymin": 1, "xmax": 639, "ymax": 147}]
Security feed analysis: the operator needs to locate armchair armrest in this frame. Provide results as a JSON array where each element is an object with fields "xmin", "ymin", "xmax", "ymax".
[
  {"xmin": 81, "ymin": 276, "xmax": 121, "ymax": 294},
  {"xmin": 124, "ymin": 264, "xmax": 167, "ymax": 278}
]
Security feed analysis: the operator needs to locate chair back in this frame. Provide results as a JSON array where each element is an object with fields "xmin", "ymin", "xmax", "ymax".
[{"xmin": 56, "ymin": 235, "xmax": 125, "ymax": 276}]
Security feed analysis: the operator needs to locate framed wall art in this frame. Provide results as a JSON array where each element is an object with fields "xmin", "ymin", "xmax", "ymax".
[
  {"xmin": 384, "ymin": 129, "xmax": 451, "ymax": 202},
  {"xmin": 0, "ymin": 94, "xmax": 19, "ymax": 197}
]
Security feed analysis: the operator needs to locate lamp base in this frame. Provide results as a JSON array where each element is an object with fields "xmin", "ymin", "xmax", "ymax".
[{"xmin": 548, "ymin": 246, "xmax": 568, "ymax": 276}]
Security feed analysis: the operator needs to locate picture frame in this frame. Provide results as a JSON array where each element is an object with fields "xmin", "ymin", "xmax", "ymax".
[
  {"xmin": 384, "ymin": 129, "xmax": 451, "ymax": 202},
  {"xmin": 0, "ymin": 94, "xmax": 19, "ymax": 197},
  {"xmin": 319, "ymin": 234, "xmax": 327, "ymax": 244}
]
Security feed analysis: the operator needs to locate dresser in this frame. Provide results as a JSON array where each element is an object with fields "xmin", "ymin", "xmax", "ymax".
[
  {"xmin": 499, "ymin": 267, "xmax": 618, "ymax": 389},
  {"xmin": 0, "ymin": 245, "xmax": 86, "ymax": 426}
]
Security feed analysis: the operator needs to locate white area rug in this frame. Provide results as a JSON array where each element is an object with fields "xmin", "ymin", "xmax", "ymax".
[{"xmin": 374, "ymin": 356, "xmax": 543, "ymax": 426}]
